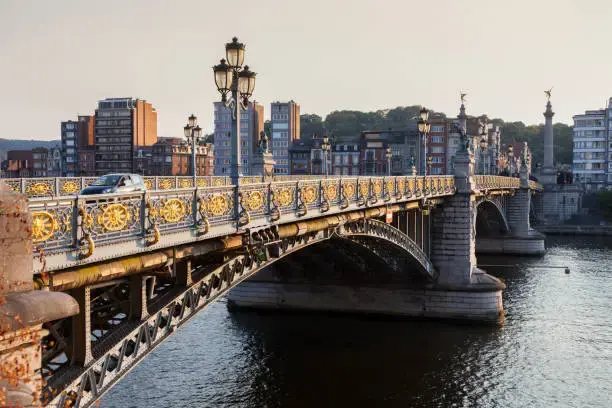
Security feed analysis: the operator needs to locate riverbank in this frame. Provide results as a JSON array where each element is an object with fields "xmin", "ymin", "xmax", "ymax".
[{"xmin": 536, "ymin": 224, "xmax": 612, "ymax": 236}]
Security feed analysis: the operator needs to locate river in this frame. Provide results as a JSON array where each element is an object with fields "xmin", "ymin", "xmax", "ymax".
[{"xmin": 101, "ymin": 236, "xmax": 612, "ymax": 408}]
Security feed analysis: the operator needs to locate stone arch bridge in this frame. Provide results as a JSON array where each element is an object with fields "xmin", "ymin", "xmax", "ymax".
[{"xmin": 1, "ymin": 170, "xmax": 543, "ymax": 407}]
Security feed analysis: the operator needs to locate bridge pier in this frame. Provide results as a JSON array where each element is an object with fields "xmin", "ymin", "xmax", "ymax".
[
  {"xmin": 428, "ymin": 150, "xmax": 505, "ymax": 323},
  {"xmin": 476, "ymin": 167, "xmax": 546, "ymax": 256}
]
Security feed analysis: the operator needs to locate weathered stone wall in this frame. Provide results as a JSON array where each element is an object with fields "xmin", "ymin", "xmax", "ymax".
[{"xmin": 228, "ymin": 282, "xmax": 503, "ymax": 324}]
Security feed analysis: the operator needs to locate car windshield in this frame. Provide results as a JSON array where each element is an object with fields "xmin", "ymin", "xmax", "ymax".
[{"xmin": 91, "ymin": 175, "xmax": 121, "ymax": 186}]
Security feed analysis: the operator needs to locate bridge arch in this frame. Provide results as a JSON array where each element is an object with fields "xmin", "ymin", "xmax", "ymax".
[
  {"xmin": 475, "ymin": 198, "xmax": 510, "ymax": 237},
  {"xmin": 50, "ymin": 219, "xmax": 434, "ymax": 408}
]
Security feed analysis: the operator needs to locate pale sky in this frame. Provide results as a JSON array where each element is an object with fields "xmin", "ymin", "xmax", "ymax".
[{"xmin": 1, "ymin": 0, "xmax": 611, "ymax": 140}]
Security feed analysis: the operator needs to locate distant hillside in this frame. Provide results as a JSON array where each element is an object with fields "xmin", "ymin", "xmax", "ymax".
[{"xmin": 0, "ymin": 138, "xmax": 60, "ymax": 160}]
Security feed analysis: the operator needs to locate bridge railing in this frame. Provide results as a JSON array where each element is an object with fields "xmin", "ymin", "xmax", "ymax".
[
  {"xmin": 473, "ymin": 175, "xmax": 543, "ymax": 191},
  {"xmin": 25, "ymin": 175, "xmax": 457, "ymax": 272},
  {"xmin": 2, "ymin": 175, "xmax": 353, "ymax": 198}
]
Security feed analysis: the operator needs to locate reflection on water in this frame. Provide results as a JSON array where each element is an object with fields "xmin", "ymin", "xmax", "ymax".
[{"xmin": 102, "ymin": 237, "xmax": 612, "ymax": 408}]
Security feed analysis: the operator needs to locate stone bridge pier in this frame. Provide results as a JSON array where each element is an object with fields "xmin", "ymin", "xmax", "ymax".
[{"xmin": 475, "ymin": 165, "xmax": 546, "ymax": 256}]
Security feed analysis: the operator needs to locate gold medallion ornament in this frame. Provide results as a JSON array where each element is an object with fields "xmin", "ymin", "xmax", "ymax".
[
  {"xmin": 207, "ymin": 194, "xmax": 229, "ymax": 216},
  {"xmin": 213, "ymin": 179, "xmax": 224, "ymax": 186},
  {"xmin": 179, "ymin": 179, "xmax": 192, "ymax": 188},
  {"xmin": 61, "ymin": 181, "xmax": 80, "ymax": 194},
  {"xmin": 398, "ymin": 180, "xmax": 405, "ymax": 192},
  {"xmin": 276, "ymin": 189, "xmax": 293, "ymax": 207},
  {"xmin": 160, "ymin": 199, "xmax": 186, "ymax": 222},
  {"xmin": 373, "ymin": 181, "xmax": 382, "ymax": 195},
  {"xmin": 7, "ymin": 183, "xmax": 20, "ymax": 193},
  {"xmin": 31, "ymin": 211, "xmax": 57, "ymax": 242},
  {"xmin": 197, "ymin": 178, "xmax": 209, "ymax": 187},
  {"xmin": 244, "ymin": 191, "xmax": 264, "ymax": 211},
  {"xmin": 144, "ymin": 179, "xmax": 154, "ymax": 190},
  {"xmin": 417, "ymin": 179, "xmax": 424, "ymax": 190},
  {"xmin": 343, "ymin": 183, "xmax": 355, "ymax": 199},
  {"xmin": 99, "ymin": 204, "xmax": 129, "ymax": 231},
  {"xmin": 386, "ymin": 181, "xmax": 394, "ymax": 193},
  {"xmin": 301, "ymin": 186, "xmax": 317, "ymax": 204},
  {"xmin": 26, "ymin": 182, "xmax": 52, "ymax": 196},
  {"xmin": 359, "ymin": 182, "xmax": 369, "ymax": 196},
  {"xmin": 326, "ymin": 185, "xmax": 338, "ymax": 200},
  {"xmin": 158, "ymin": 179, "xmax": 173, "ymax": 190}
]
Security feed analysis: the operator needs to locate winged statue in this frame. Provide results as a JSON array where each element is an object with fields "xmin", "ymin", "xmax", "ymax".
[{"xmin": 544, "ymin": 87, "xmax": 553, "ymax": 101}]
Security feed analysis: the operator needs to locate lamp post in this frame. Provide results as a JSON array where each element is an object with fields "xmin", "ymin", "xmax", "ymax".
[
  {"xmin": 507, "ymin": 145, "xmax": 514, "ymax": 176},
  {"xmin": 385, "ymin": 146, "xmax": 392, "ymax": 176},
  {"xmin": 183, "ymin": 114, "xmax": 203, "ymax": 184},
  {"xmin": 213, "ymin": 37, "xmax": 257, "ymax": 186},
  {"xmin": 321, "ymin": 136, "xmax": 331, "ymax": 176},
  {"xmin": 417, "ymin": 107, "xmax": 431, "ymax": 176},
  {"xmin": 480, "ymin": 135, "xmax": 488, "ymax": 175},
  {"xmin": 426, "ymin": 155, "xmax": 433, "ymax": 175}
]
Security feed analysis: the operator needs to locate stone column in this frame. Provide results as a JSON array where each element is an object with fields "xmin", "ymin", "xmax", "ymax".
[
  {"xmin": 0, "ymin": 182, "xmax": 79, "ymax": 406},
  {"xmin": 540, "ymin": 100, "xmax": 556, "ymax": 185}
]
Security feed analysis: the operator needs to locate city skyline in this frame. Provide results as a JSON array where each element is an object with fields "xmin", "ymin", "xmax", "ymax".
[{"xmin": 2, "ymin": 0, "xmax": 611, "ymax": 140}]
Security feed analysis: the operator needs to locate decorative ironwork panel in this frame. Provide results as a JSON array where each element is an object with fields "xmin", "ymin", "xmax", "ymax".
[
  {"xmin": 358, "ymin": 178, "xmax": 370, "ymax": 201},
  {"xmin": 211, "ymin": 176, "xmax": 227, "ymax": 186},
  {"xmin": 238, "ymin": 183, "xmax": 269, "ymax": 222},
  {"xmin": 384, "ymin": 177, "xmax": 396, "ymax": 199},
  {"xmin": 58, "ymin": 178, "xmax": 82, "ymax": 196},
  {"xmin": 341, "ymin": 178, "xmax": 358, "ymax": 203},
  {"xmin": 176, "ymin": 177, "xmax": 194, "ymax": 188},
  {"xmin": 28, "ymin": 198, "xmax": 75, "ymax": 252},
  {"xmin": 270, "ymin": 181, "xmax": 298, "ymax": 215},
  {"xmin": 299, "ymin": 180, "xmax": 321, "ymax": 210},
  {"xmin": 322, "ymin": 179, "xmax": 341, "ymax": 206},
  {"xmin": 148, "ymin": 190, "xmax": 195, "ymax": 232},
  {"xmin": 23, "ymin": 178, "xmax": 55, "ymax": 198},
  {"xmin": 197, "ymin": 186, "xmax": 235, "ymax": 225},
  {"xmin": 157, "ymin": 177, "xmax": 176, "ymax": 190},
  {"xmin": 80, "ymin": 194, "xmax": 144, "ymax": 243},
  {"xmin": 371, "ymin": 178, "xmax": 384, "ymax": 200},
  {"xmin": 3, "ymin": 179, "xmax": 21, "ymax": 194},
  {"xmin": 143, "ymin": 177, "xmax": 155, "ymax": 191}
]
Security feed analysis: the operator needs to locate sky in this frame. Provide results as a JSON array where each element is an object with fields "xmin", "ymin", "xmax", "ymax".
[{"xmin": 1, "ymin": 0, "xmax": 611, "ymax": 140}]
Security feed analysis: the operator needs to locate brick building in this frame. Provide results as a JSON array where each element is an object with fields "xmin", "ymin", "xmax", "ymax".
[{"xmin": 150, "ymin": 137, "xmax": 214, "ymax": 176}]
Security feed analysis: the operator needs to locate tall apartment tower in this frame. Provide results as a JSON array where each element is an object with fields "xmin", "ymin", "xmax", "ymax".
[
  {"xmin": 213, "ymin": 101, "xmax": 264, "ymax": 176},
  {"xmin": 270, "ymin": 101, "xmax": 300, "ymax": 175},
  {"xmin": 60, "ymin": 115, "xmax": 95, "ymax": 176},
  {"xmin": 60, "ymin": 120, "xmax": 79, "ymax": 176},
  {"xmin": 572, "ymin": 99, "xmax": 612, "ymax": 192},
  {"xmin": 94, "ymin": 98, "xmax": 157, "ymax": 175}
]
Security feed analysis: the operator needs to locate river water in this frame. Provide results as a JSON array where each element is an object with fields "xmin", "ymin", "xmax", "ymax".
[{"xmin": 102, "ymin": 236, "xmax": 612, "ymax": 408}]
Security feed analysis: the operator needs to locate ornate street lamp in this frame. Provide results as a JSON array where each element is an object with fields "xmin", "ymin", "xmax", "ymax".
[
  {"xmin": 184, "ymin": 114, "xmax": 203, "ymax": 183},
  {"xmin": 385, "ymin": 146, "xmax": 392, "ymax": 176},
  {"xmin": 507, "ymin": 145, "xmax": 514, "ymax": 176},
  {"xmin": 417, "ymin": 107, "xmax": 431, "ymax": 176},
  {"xmin": 213, "ymin": 37, "xmax": 257, "ymax": 185},
  {"xmin": 480, "ymin": 121, "xmax": 488, "ymax": 175},
  {"xmin": 321, "ymin": 136, "xmax": 331, "ymax": 176}
]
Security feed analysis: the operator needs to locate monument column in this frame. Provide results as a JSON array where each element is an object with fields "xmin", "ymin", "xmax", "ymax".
[{"xmin": 540, "ymin": 98, "xmax": 556, "ymax": 185}]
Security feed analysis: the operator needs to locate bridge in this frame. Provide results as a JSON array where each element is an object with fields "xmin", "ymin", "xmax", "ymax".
[{"xmin": 0, "ymin": 153, "xmax": 544, "ymax": 407}]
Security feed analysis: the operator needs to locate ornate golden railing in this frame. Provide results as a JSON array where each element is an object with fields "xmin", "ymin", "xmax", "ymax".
[
  {"xmin": 473, "ymin": 175, "xmax": 543, "ymax": 191},
  {"xmin": 2, "ymin": 175, "xmax": 351, "ymax": 198},
  {"xmin": 25, "ymin": 175, "xmax": 456, "ymax": 273}
]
